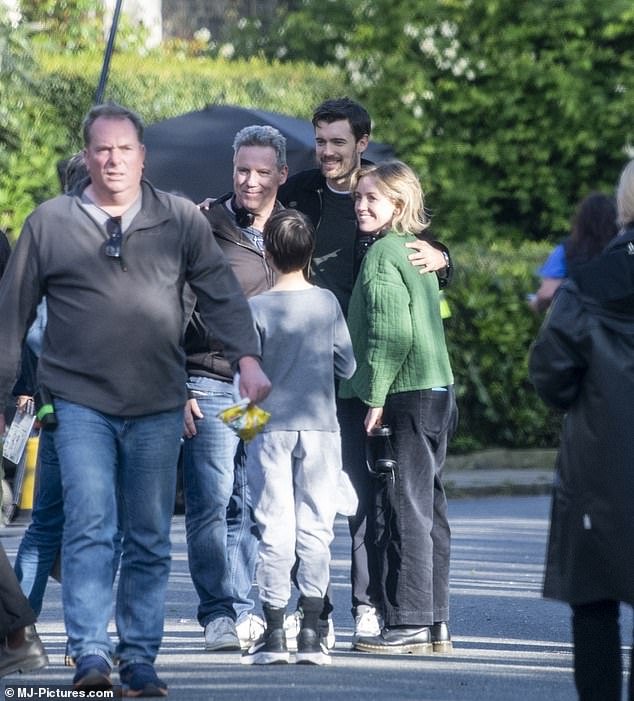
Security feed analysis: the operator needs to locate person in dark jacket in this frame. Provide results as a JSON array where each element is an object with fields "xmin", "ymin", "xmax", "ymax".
[
  {"xmin": 0, "ymin": 233, "xmax": 48, "ymax": 680},
  {"xmin": 278, "ymin": 97, "xmax": 451, "ymax": 315},
  {"xmin": 528, "ymin": 192, "xmax": 617, "ymax": 313},
  {"xmin": 0, "ymin": 543, "xmax": 48, "ymax": 679},
  {"xmin": 279, "ymin": 97, "xmax": 453, "ymax": 642},
  {"xmin": 183, "ymin": 125, "xmax": 287, "ymax": 653},
  {"xmin": 0, "ymin": 230, "xmax": 10, "ymax": 278},
  {"xmin": 529, "ymin": 159, "xmax": 634, "ymax": 701}
]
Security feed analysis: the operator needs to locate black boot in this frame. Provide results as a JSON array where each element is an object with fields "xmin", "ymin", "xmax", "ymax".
[
  {"xmin": 240, "ymin": 604, "xmax": 289, "ymax": 666},
  {"xmin": 296, "ymin": 596, "xmax": 331, "ymax": 666}
]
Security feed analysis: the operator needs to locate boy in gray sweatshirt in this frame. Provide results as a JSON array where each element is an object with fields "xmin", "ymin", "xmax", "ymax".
[{"xmin": 241, "ymin": 209, "xmax": 356, "ymax": 666}]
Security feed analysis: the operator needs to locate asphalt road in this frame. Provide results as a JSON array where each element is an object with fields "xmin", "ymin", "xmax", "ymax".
[{"xmin": 1, "ymin": 495, "xmax": 631, "ymax": 700}]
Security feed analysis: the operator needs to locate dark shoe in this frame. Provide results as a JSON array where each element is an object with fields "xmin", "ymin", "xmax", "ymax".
[
  {"xmin": 241, "ymin": 628, "xmax": 289, "ymax": 665},
  {"xmin": 296, "ymin": 627, "xmax": 331, "ymax": 666},
  {"xmin": 0, "ymin": 625, "xmax": 49, "ymax": 678},
  {"xmin": 119, "ymin": 662, "xmax": 167, "ymax": 697},
  {"xmin": 73, "ymin": 654, "xmax": 112, "ymax": 691},
  {"xmin": 353, "ymin": 626, "xmax": 433, "ymax": 655},
  {"xmin": 431, "ymin": 621, "xmax": 453, "ymax": 654}
]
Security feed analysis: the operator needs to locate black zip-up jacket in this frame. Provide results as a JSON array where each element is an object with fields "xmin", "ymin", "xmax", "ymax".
[{"xmin": 185, "ymin": 197, "xmax": 279, "ymax": 383}]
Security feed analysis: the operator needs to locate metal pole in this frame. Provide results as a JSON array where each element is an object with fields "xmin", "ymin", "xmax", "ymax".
[{"xmin": 94, "ymin": 0, "xmax": 124, "ymax": 105}]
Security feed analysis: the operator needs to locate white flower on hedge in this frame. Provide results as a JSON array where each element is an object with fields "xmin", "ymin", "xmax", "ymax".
[
  {"xmin": 219, "ymin": 43, "xmax": 235, "ymax": 59},
  {"xmin": 452, "ymin": 57, "xmax": 469, "ymax": 77},
  {"xmin": 444, "ymin": 42, "xmax": 458, "ymax": 61},
  {"xmin": 194, "ymin": 27, "xmax": 211, "ymax": 44},
  {"xmin": 440, "ymin": 21, "xmax": 458, "ymax": 38},
  {"xmin": 420, "ymin": 37, "xmax": 437, "ymax": 57},
  {"xmin": 404, "ymin": 23, "xmax": 420, "ymax": 39}
]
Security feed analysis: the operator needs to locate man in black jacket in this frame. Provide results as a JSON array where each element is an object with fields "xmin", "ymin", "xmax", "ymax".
[{"xmin": 279, "ymin": 97, "xmax": 452, "ymax": 644}]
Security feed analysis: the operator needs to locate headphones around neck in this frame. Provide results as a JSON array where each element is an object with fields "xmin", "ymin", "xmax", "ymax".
[
  {"xmin": 208, "ymin": 192, "xmax": 256, "ymax": 229},
  {"xmin": 230, "ymin": 195, "xmax": 255, "ymax": 228}
]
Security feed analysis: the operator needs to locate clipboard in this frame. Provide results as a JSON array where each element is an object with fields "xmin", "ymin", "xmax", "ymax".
[{"xmin": 2, "ymin": 409, "xmax": 36, "ymax": 465}]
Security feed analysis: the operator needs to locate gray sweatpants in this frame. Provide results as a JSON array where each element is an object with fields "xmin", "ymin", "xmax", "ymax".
[{"xmin": 245, "ymin": 430, "xmax": 341, "ymax": 609}]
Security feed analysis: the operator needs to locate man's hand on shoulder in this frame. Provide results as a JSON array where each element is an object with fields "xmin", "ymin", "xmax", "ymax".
[
  {"xmin": 238, "ymin": 356, "xmax": 272, "ymax": 404},
  {"xmin": 198, "ymin": 197, "xmax": 214, "ymax": 211},
  {"xmin": 405, "ymin": 240, "xmax": 448, "ymax": 273}
]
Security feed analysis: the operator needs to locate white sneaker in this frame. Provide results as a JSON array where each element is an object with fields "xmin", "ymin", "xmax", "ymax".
[
  {"xmin": 204, "ymin": 616, "xmax": 240, "ymax": 651},
  {"xmin": 283, "ymin": 610, "xmax": 302, "ymax": 652},
  {"xmin": 354, "ymin": 607, "xmax": 382, "ymax": 639},
  {"xmin": 236, "ymin": 614, "xmax": 266, "ymax": 650}
]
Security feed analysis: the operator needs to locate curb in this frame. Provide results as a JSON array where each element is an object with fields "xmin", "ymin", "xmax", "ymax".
[
  {"xmin": 445, "ymin": 480, "xmax": 552, "ymax": 499},
  {"xmin": 445, "ymin": 448, "xmax": 557, "ymax": 471}
]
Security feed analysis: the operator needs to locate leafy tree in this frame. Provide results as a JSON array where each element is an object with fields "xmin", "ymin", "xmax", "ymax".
[
  {"xmin": 19, "ymin": 0, "xmax": 149, "ymax": 53},
  {"xmin": 0, "ymin": 11, "xmax": 62, "ymax": 237},
  {"xmin": 19, "ymin": 0, "xmax": 104, "ymax": 50},
  {"xmin": 0, "ymin": 10, "xmax": 35, "ymax": 161},
  {"xmin": 230, "ymin": 0, "xmax": 634, "ymax": 244}
]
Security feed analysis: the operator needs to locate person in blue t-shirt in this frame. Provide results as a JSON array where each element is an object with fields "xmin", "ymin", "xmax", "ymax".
[{"xmin": 529, "ymin": 192, "xmax": 617, "ymax": 313}]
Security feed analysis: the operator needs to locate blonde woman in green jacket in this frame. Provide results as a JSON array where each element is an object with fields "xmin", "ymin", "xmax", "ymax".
[{"xmin": 340, "ymin": 161, "xmax": 457, "ymax": 655}]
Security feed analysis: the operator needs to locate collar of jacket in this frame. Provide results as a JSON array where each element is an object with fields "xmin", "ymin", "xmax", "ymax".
[
  {"xmin": 71, "ymin": 178, "xmax": 174, "ymax": 232},
  {"xmin": 204, "ymin": 193, "xmax": 284, "ymax": 240}
]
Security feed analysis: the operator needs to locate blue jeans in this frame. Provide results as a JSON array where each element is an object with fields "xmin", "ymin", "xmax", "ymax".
[
  {"xmin": 53, "ymin": 399, "xmax": 182, "ymax": 665},
  {"xmin": 182, "ymin": 376, "xmax": 258, "ymax": 626},
  {"xmin": 15, "ymin": 430, "xmax": 122, "ymax": 618},
  {"xmin": 14, "ymin": 430, "xmax": 64, "ymax": 616}
]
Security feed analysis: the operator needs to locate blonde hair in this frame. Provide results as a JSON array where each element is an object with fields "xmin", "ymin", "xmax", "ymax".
[
  {"xmin": 616, "ymin": 159, "xmax": 634, "ymax": 227},
  {"xmin": 351, "ymin": 160, "xmax": 430, "ymax": 234}
]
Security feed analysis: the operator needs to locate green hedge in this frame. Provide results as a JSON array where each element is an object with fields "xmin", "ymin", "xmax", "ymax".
[
  {"xmin": 0, "ymin": 49, "xmax": 345, "ymax": 237},
  {"xmin": 445, "ymin": 239, "xmax": 562, "ymax": 453}
]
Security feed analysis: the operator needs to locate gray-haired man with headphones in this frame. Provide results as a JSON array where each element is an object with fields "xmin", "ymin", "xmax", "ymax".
[{"xmin": 182, "ymin": 125, "xmax": 288, "ymax": 652}]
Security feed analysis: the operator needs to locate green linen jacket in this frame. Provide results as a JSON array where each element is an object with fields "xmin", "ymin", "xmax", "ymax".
[{"xmin": 340, "ymin": 231, "xmax": 453, "ymax": 407}]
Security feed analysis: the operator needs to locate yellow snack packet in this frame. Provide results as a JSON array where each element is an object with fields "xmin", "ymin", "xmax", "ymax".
[{"xmin": 217, "ymin": 398, "xmax": 271, "ymax": 442}]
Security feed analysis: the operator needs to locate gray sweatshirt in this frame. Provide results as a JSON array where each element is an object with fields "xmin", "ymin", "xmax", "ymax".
[
  {"xmin": 248, "ymin": 286, "xmax": 356, "ymax": 431},
  {"xmin": 0, "ymin": 180, "xmax": 260, "ymax": 416}
]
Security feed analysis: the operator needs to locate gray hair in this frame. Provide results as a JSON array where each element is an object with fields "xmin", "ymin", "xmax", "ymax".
[
  {"xmin": 616, "ymin": 159, "xmax": 634, "ymax": 228},
  {"xmin": 232, "ymin": 125, "xmax": 287, "ymax": 170}
]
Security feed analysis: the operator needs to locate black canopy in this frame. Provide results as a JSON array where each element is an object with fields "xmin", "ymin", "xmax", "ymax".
[{"xmin": 143, "ymin": 104, "xmax": 394, "ymax": 203}]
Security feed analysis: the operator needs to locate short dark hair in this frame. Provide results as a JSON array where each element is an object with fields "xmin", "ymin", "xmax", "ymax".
[
  {"xmin": 263, "ymin": 209, "xmax": 315, "ymax": 275},
  {"xmin": 312, "ymin": 97, "xmax": 371, "ymax": 142},
  {"xmin": 82, "ymin": 102, "xmax": 145, "ymax": 146},
  {"xmin": 63, "ymin": 152, "xmax": 89, "ymax": 192}
]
